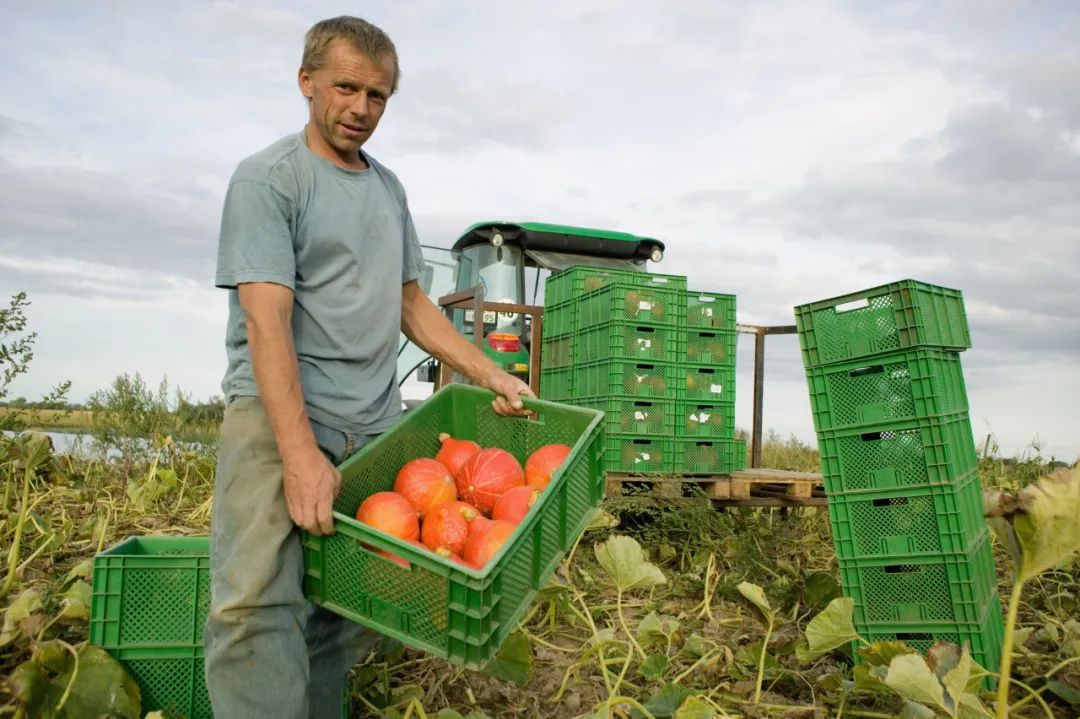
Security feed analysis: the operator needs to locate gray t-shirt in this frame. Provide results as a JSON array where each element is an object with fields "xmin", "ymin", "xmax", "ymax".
[{"xmin": 215, "ymin": 131, "xmax": 425, "ymax": 434}]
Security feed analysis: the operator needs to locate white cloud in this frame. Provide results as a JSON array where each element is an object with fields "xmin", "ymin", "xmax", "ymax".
[{"xmin": 2, "ymin": 0, "xmax": 1078, "ymax": 459}]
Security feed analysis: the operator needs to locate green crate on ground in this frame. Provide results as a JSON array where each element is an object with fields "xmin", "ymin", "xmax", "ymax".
[
  {"xmin": 543, "ymin": 300, "xmax": 577, "ymax": 338},
  {"xmin": 675, "ymin": 438, "xmax": 746, "ymax": 475},
  {"xmin": 546, "ymin": 265, "xmax": 687, "ymax": 306},
  {"xmin": 579, "ymin": 283, "xmax": 683, "ymax": 328},
  {"xmin": 578, "ymin": 359, "xmax": 678, "ymax": 400},
  {"xmin": 576, "ymin": 396, "xmax": 676, "ymax": 436},
  {"xmin": 678, "ymin": 363, "xmax": 736, "ymax": 403},
  {"xmin": 578, "ymin": 321, "xmax": 680, "ymax": 364},
  {"xmin": 805, "ymin": 348, "xmax": 969, "ymax": 433},
  {"xmin": 539, "ymin": 365, "xmax": 576, "ymax": 401},
  {"xmin": 795, "ymin": 279, "xmax": 971, "ymax": 368},
  {"xmin": 90, "ymin": 535, "xmax": 211, "ymax": 719},
  {"xmin": 817, "ymin": 412, "xmax": 979, "ymax": 494},
  {"xmin": 685, "ymin": 291, "xmax": 737, "ymax": 331},
  {"xmin": 302, "ymin": 385, "xmax": 603, "ymax": 670},
  {"xmin": 604, "ymin": 433, "xmax": 675, "ymax": 474},
  {"xmin": 856, "ymin": 601, "xmax": 1004, "ymax": 690},
  {"xmin": 541, "ymin": 334, "xmax": 575, "ymax": 369},
  {"xmin": 680, "ymin": 328, "xmax": 738, "ymax": 365},
  {"xmin": 840, "ymin": 530, "xmax": 998, "ymax": 625},
  {"xmin": 675, "ymin": 400, "xmax": 736, "ymax": 439},
  {"xmin": 827, "ymin": 470, "xmax": 987, "ymax": 560}
]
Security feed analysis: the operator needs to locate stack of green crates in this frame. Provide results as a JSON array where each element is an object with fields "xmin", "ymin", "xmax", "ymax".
[
  {"xmin": 541, "ymin": 265, "xmax": 745, "ymax": 475},
  {"xmin": 795, "ymin": 280, "xmax": 1004, "ymax": 679}
]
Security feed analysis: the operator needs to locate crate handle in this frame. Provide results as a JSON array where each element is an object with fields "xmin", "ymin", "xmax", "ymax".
[
  {"xmin": 636, "ymin": 326, "xmax": 655, "ymax": 334},
  {"xmin": 848, "ymin": 365, "xmax": 885, "ymax": 378},
  {"xmin": 697, "ymin": 368, "xmax": 715, "ymax": 376},
  {"xmin": 633, "ymin": 401, "xmax": 655, "ymax": 408},
  {"xmin": 895, "ymin": 632, "xmax": 933, "ymax": 641},
  {"xmin": 635, "ymin": 363, "xmax": 657, "ymax": 370},
  {"xmin": 872, "ymin": 497, "xmax": 907, "ymax": 507},
  {"xmin": 648, "ymin": 277, "xmax": 671, "ymax": 285},
  {"xmin": 697, "ymin": 332, "xmax": 717, "ymax": 339},
  {"xmin": 833, "ymin": 298, "xmax": 871, "ymax": 313},
  {"xmin": 884, "ymin": 564, "xmax": 921, "ymax": 574},
  {"xmin": 696, "ymin": 295, "xmax": 715, "ymax": 304},
  {"xmin": 632, "ymin": 439, "xmax": 653, "ymax": 446}
]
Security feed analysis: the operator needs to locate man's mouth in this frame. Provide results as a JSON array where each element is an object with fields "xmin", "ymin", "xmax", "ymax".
[{"xmin": 341, "ymin": 123, "xmax": 366, "ymax": 135}]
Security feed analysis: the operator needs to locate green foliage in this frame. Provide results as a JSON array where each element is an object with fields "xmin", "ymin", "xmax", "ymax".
[{"xmin": 0, "ymin": 292, "xmax": 71, "ymax": 433}]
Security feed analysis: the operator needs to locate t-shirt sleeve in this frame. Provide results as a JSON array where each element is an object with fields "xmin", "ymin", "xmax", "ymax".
[
  {"xmin": 215, "ymin": 179, "xmax": 296, "ymax": 290},
  {"xmin": 401, "ymin": 201, "xmax": 425, "ymax": 284}
]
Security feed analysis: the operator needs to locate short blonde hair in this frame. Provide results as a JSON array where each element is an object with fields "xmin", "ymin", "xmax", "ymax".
[{"xmin": 301, "ymin": 16, "xmax": 400, "ymax": 93}]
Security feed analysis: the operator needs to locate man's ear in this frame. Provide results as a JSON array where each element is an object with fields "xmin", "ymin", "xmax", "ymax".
[{"xmin": 297, "ymin": 67, "xmax": 313, "ymax": 100}]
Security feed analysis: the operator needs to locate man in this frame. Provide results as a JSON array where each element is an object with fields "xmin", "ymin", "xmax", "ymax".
[{"xmin": 205, "ymin": 16, "xmax": 533, "ymax": 718}]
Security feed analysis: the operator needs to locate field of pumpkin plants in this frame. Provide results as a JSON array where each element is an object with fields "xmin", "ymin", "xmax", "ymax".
[
  {"xmin": 0, "ymin": 403, "xmax": 1077, "ymax": 719},
  {"xmin": 1, "ymin": 296, "xmax": 1079, "ymax": 719}
]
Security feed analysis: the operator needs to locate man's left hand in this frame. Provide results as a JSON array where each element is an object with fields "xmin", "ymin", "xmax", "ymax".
[{"xmin": 483, "ymin": 369, "xmax": 535, "ymax": 417}]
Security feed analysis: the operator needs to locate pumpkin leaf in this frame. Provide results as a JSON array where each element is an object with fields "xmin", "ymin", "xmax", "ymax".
[
  {"xmin": 797, "ymin": 597, "xmax": 858, "ymax": 661},
  {"xmin": 595, "ymin": 536, "xmax": 666, "ymax": 592},
  {"xmin": 483, "ymin": 632, "xmax": 532, "ymax": 688},
  {"xmin": 674, "ymin": 695, "xmax": 715, "ymax": 719},
  {"xmin": 986, "ymin": 463, "xmax": 1080, "ymax": 582},
  {"xmin": 884, "ymin": 653, "xmax": 952, "ymax": 716},
  {"xmin": 736, "ymin": 582, "xmax": 774, "ymax": 626}
]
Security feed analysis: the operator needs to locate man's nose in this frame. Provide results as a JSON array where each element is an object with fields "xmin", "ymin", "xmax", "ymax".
[{"xmin": 349, "ymin": 93, "xmax": 370, "ymax": 117}]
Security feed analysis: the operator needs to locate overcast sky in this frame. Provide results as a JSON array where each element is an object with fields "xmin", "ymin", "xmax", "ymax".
[{"xmin": 2, "ymin": 0, "xmax": 1077, "ymax": 460}]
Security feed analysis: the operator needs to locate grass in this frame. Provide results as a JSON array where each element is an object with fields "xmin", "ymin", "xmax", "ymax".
[
  {"xmin": 0, "ymin": 407, "xmax": 94, "ymax": 432},
  {"xmin": 0, "ymin": 428, "xmax": 1077, "ymax": 718}
]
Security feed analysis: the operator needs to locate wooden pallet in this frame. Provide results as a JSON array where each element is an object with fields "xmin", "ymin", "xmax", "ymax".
[{"xmin": 605, "ymin": 468, "xmax": 825, "ymax": 507}]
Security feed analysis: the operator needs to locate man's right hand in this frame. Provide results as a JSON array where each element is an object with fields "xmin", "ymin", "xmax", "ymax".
[{"xmin": 282, "ymin": 446, "xmax": 342, "ymax": 536}]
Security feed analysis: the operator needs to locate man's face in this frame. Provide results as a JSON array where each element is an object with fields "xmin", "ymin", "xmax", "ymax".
[{"xmin": 298, "ymin": 40, "xmax": 396, "ymax": 165}]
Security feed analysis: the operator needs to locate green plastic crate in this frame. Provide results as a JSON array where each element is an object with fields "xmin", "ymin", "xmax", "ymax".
[
  {"xmin": 539, "ymin": 365, "xmax": 576, "ymax": 401},
  {"xmin": 578, "ymin": 359, "xmax": 678, "ymax": 400},
  {"xmin": 685, "ymin": 292, "xmax": 737, "ymax": 331},
  {"xmin": 839, "ymin": 530, "xmax": 998, "ymax": 625},
  {"xmin": 679, "ymin": 364, "xmax": 736, "ymax": 402},
  {"xmin": 675, "ymin": 438, "xmax": 746, "ymax": 475},
  {"xmin": 856, "ymin": 600, "xmax": 1004, "ymax": 690},
  {"xmin": 540, "ymin": 334, "xmax": 575, "ymax": 369},
  {"xmin": 604, "ymin": 433, "xmax": 675, "ymax": 474},
  {"xmin": 680, "ymin": 328, "xmax": 738, "ymax": 365},
  {"xmin": 302, "ymin": 385, "xmax": 604, "ymax": 670},
  {"xmin": 675, "ymin": 400, "xmax": 736, "ymax": 439},
  {"xmin": 543, "ymin": 301, "xmax": 577, "ymax": 338},
  {"xmin": 90, "ymin": 535, "xmax": 211, "ymax": 719},
  {"xmin": 817, "ymin": 412, "xmax": 979, "ymax": 494},
  {"xmin": 576, "ymin": 396, "xmax": 677, "ymax": 435},
  {"xmin": 546, "ymin": 265, "xmax": 687, "ymax": 306},
  {"xmin": 579, "ymin": 283, "xmax": 683, "ymax": 328},
  {"xmin": 578, "ymin": 321, "xmax": 680, "ymax": 364},
  {"xmin": 795, "ymin": 279, "xmax": 971, "ymax": 368},
  {"xmin": 827, "ymin": 470, "xmax": 987, "ymax": 560},
  {"xmin": 805, "ymin": 348, "xmax": 969, "ymax": 433}
]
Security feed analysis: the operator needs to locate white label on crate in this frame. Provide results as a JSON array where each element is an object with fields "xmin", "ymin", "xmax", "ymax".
[
  {"xmin": 636, "ymin": 339, "xmax": 652, "ymax": 349},
  {"xmin": 710, "ymin": 384, "xmax": 724, "ymax": 395},
  {"xmin": 639, "ymin": 301, "xmax": 653, "ymax": 311},
  {"xmin": 636, "ymin": 452, "xmax": 652, "ymax": 463},
  {"xmin": 634, "ymin": 374, "xmax": 646, "ymax": 384},
  {"xmin": 699, "ymin": 411, "xmax": 713, "ymax": 422},
  {"xmin": 703, "ymin": 307, "xmax": 714, "ymax": 317},
  {"xmin": 634, "ymin": 410, "xmax": 649, "ymax": 421}
]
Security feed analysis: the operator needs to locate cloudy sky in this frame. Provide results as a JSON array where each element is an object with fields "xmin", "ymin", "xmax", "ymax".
[{"xmin": 2, "ymin": 0, "xmax": 1077, "ymax": 460}]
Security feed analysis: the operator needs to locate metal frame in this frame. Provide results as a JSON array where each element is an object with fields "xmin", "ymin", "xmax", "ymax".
[
  {"xmin": 435, "ymin": 286, "xmax": 544, "ymax": 397},
  {"xmin": 737, "ymin": 323, "xmax": 797, "ymax": 468}
]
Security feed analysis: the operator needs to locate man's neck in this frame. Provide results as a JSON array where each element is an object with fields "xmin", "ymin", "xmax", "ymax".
[{"xmin": 304, "ymin": 124, "xmax": 368, "ymax": 171}]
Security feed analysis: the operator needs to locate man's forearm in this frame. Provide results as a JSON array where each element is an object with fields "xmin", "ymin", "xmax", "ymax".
[{"xmin": 245, "ymin": 312, "xmax": 318, "ymax": 460}]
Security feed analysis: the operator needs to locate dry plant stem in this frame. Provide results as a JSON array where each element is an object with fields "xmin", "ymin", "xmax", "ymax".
[
  {"xmin": 752, "ymin": 614, "xmax": 775, "ymax": 704},
  {"xmin": 53, "ymin": 640, "xmax": 80, "ymax": 713},
  {"xmin": 616, "ymin": 587, "xmax": 647, "ymax": 661},
  {"xmin": 606, "ymin": 696, "xmax": 656, "ymax": 719},
  {"xmin": 0, "ymin": 463, "xmax": 34, "ymax": 598},
  {"xmin": 996, "ymin": 578, "xmax": 1026, "ymax": 719},
  {"xmin": 1007, "ymin": 677, "xmax": 1056, "ymax": 719}
]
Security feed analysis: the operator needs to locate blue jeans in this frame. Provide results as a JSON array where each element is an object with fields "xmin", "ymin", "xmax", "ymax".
[{"xmin": 204, "ymin": 396, "xmax": 381, "ymax": 718}]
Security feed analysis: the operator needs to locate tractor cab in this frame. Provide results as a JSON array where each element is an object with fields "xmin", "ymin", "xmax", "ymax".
[{"xmin": 398, "ymin": 221, "xmax": 666, "ymax": 399}]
